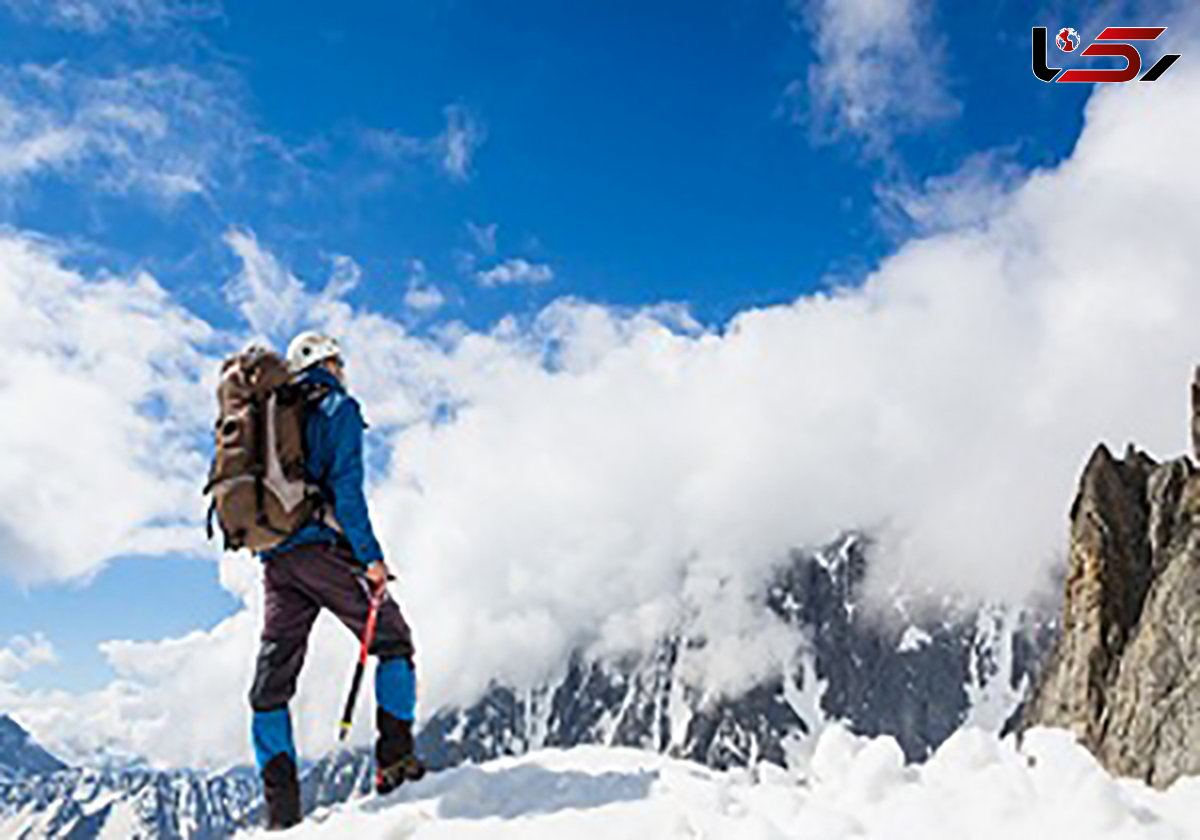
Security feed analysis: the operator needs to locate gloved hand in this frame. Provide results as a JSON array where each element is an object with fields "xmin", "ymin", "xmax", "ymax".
[{"xmin": 366, "ymin": 560, "xmax": 391, "ymax": 594}]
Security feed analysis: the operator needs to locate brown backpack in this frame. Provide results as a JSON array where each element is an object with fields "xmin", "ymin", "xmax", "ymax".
[{"xmin": 203, "ymin": 346, "xmax": 329, "ymax": 553}]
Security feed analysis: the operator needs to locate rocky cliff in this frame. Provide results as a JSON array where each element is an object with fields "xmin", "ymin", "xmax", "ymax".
[{"xmin": 1023, "ymin": 440, "xmax": 1200, "ymax": 788}]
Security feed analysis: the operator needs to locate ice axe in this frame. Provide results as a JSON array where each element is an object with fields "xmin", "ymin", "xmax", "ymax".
[{"xmin": 338, "ymin": 570, "xmax": 394, "ymax": 741}]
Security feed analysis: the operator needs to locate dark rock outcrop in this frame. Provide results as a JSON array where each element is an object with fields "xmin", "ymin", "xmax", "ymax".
[
  {"xmin": 0, "ymin": 715, "xmax": 68, "ymax": 779},
  {"xmin": 1023, "ymin": 441, "xmax": 1200, "ymax": 788},
  {"xmin": 415, "ymin": 537, "xmax": 1046, "ymax": 771}
]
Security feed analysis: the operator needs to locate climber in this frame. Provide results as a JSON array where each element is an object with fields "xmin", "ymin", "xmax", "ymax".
[{"xmin": 246, "ymin": 332, "xmax": 424, "ymax": 830}]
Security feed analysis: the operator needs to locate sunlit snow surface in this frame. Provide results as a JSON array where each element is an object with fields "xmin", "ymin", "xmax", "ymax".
[{"xmin": 242, "ymin": 727, "xmax": 1200, "ymax": 840}]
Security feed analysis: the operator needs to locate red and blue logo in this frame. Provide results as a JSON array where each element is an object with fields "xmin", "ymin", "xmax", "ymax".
[
  {"xmin": 1033, "ymin": 26, "xmax": 1181, "ymax": 83},
  {"xmin": 1056, "ymin": 28, "xmax": 1081, "ymax": 52}
]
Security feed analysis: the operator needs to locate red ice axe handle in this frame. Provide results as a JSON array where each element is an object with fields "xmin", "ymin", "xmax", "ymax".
[{"xmin": 338, "ymin": 585, "xmax": 383, "ymax": 741}]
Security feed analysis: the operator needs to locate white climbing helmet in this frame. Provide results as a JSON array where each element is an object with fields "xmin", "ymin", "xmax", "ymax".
[{"xmin": 286, "ymin": 331, "xmax": 341, "ymax": 375}]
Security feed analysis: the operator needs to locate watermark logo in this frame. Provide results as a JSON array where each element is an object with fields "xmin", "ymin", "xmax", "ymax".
[
  {"xmin": 1056, "ymin": 28, "xmax": 1081, "ymax": 52},
  {"xmin": 1033, "ymin": 26, "xmax": 1181, "ymax": 83}
]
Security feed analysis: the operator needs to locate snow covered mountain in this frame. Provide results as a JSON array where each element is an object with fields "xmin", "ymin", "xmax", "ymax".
[
  {"xmin": 0, "ymin": 715, "xmax": 68, "ymax": 781},
  {"xmin": 0, "ymin": 536, "xmax": 1052, "ymax": 838},
  {"xmin": 0, "ymin": 764, "xmax": 262, "ymax": 840},
  {"xmin": 239, "ymin": 729, "xmax": 1200, "ymax": 840},
  {"xmin": 415, "ymin": 535, "xmax": 1049, "ymax": 771}
]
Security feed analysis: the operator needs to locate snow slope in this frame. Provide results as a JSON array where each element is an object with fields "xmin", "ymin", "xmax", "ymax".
[{"xmin": 242, "ymin": 727, "xmax": 1200, "ymax": 840}]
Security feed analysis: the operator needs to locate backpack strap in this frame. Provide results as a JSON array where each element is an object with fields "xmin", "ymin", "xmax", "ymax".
[
  {"xmin": 206, "ymin": 499, "xmax": 216, "ymax": 540},
  {"xmin": 249, "ymin": 392, "xmax": 289, "ymax": 537},
  {"xmin": 295, "ymin": 381, "xmax": 342, "ymax": 523},
  {"xmin": 250, "ymin": 395, "xmax": 268, "ymax": 527}
]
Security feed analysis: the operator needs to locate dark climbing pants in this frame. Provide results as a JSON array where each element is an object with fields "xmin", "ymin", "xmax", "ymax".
[
  {"xmin": 249, "ymin": 541, "xmax": 416, "ymax": 765},
  {"xmin": 249, "ymin": 541, "xmax": 415, "ymax": 710}
]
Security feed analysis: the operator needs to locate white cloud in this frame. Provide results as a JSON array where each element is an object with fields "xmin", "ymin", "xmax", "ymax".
[
  {"xmin": 358, "ymin": 127, "xmax": 428, "ymax": 162},
  {"xmin": 325, "ymin": 253, "xmax": 362, "ymax": 300},
  {"xmin": 465, "ymin": 221, "xmax": 498, "ymax": 256},
  {"xmin": 0, "ymin": 62, "xmax": 254, "ymax": 202},
  {"xmin": 0, "ymin": 552, "xmax": 416, "ymax": 768},
  {"xmin": 6, "ymin": 50, "xmax": 1200, "ymax": 771},
  {"xmin": 875, "ymin": 149, "xmax": 1027, "ymax": 236},
  {"xmin": 361, "ymin": 105, "xmax": 485, "ymax": 185},
  {"xmin": 0, "ymin": 0, "xmax": 221, "ymax": 33},
  {"xmin": 405, "ymin": 284, "xmax": 445, "ymax": 312},
  {"xmin": 383, "ymin": 55, "xmax": 1200, "ymax": 717},
  {"xmin": 403, "ymin": 259, "xmax": 446, "ymax": 313},
  {"xmin": 220, "ymin": 229, "xmax": 433, "ymax": 430},
  {"xmin": 786, "ymin": 0, "xmax": 958, "ymax": 152},
  {"xmin": 437, "ymin": 105, "xmax": 483, "ymax": 182},
  {"xmin": 222, "ymin": 228, "xmax": 309, "ymax": 340},
  {"xmin": 0, "ymin": 57, "xmax": 471, "ymax": 213},
  {"xmin": 0, "ymin": 231, "xmax": 220, "ymax": 585},
  {"xmin": 476, "ymin": 258, "xmax": 554, "ymax": 287},
  {"xmin": 0, "ymin": 632, "xmax": 56, "ymax": 681},
  {"xmin": 221, "ymin": 230, "xmax": 378, "ymax": 342}
]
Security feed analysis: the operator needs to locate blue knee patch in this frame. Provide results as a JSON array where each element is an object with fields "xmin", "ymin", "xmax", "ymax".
[
  {"xmin": 252, "ymin": 707, "xmax": 296, "ymax": 771},
  {"xmin": 376, "ymin": 657, "xmax": 416, "ymax": 720}
]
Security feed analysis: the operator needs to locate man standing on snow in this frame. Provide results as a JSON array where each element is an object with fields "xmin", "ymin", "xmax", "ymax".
[{"xmin": 248, "ymin": 331, "xmax": 423, "ymax": 830}]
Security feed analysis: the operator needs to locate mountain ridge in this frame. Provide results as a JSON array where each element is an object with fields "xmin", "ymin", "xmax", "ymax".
[
  {"xmin": 1, "ymin": 537, "xmax": 1049, "ymax": 837},
  {"xmin": 0, "ymin": 714, "xmax": 68, "ymax": 780}
]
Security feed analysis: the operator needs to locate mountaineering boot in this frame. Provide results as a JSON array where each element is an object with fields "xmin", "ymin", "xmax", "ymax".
[
  {"xmin": 261, "ymin": 753, "xmax": 302, "ymax": 830},
  {"xmin": 375, "ymin": 707, "xmax": 426, "ymax": 794},
  {"xmin": 376, "ymin": 754, "xmax": 426, "ymax": 794}
]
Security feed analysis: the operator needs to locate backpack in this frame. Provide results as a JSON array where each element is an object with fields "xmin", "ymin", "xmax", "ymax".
[{"xmin": 203, "ymin": 346, "xmax": 330, "ymax": 553}]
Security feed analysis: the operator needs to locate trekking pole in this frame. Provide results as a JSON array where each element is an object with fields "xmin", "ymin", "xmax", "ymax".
[{"xmin": 339, "ymin": 583, "xmax": 384, "ymax": 741}]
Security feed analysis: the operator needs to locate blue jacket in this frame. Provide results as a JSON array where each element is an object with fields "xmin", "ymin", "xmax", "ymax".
[{"xmin": 262, "ymin": 366, "xmax": 385, "ymax": 567}]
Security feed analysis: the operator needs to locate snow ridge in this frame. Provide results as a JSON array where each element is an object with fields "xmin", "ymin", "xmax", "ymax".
[{"xmin": 239, "ymin": 728, "xmax": 1200, "ymax": 840}]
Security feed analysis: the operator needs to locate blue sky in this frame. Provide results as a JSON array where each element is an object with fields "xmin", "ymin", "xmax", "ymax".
[
  {"xmin": 0, "ymin": 0, "xmax": 1181, "ymax": 701},
  {"xmin": 0, "ymin": 0, "xmax": 1097, "ymax": 329}
]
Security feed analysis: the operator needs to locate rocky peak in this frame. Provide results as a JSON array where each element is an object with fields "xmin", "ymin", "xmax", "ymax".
[
  {"xmin": 1023, "ymin": 432, "xmax": 1200, "ymax": 788},
  {"xmin": 0, "ymin": 714, "xmax": 68, "ymax": 778}
]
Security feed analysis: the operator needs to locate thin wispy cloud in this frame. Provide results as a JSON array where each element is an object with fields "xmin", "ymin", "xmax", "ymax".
[
  {"xmin": 783, "ymin": 0, "xmax": 959, "ymax": 154},
  {"xmin": 438, "ymin": 104, "xmax": 484, "ymax": 182},
  {"xmin": 0, "ymin": 633, "xmax": 56, "ymax": 682},
  {"xmin": 223, "ymin": 229, "xmax": 382, "ymax": 342},
  {"xmin": 358, "ymin": 126, "xmax": 427, "ymax": 162},
  {"xmin": 465, "ymin": 221, "xmax": 498, "ymax": 256},
  {"xmin": 0, "ymin": 0, "xmax": 221, "ymax": 33},
  {"xmin": 476, "ymin": 257, "xmax": 554, "ymax": 287},
  {"xmin": 362, "ymin": 105, "xmax": 486, "ymax": 185},
  {"xmin": 874, "ymin": 148, "xmax": 1028, "ymax": 236},
  {"xmin": 404, "ymin": 259, "xmax": 446, "ymax": 313},
  {"xmin": 0, "ymin": 21, "xmax": 478, "ymax": 222},
  {"xmin": 222, "ymin": 228, "xmax": 310, "ymax": 339},
  {"xmin": 0, "ymin": 62, "xmax": 256, "ymax": 204}
]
